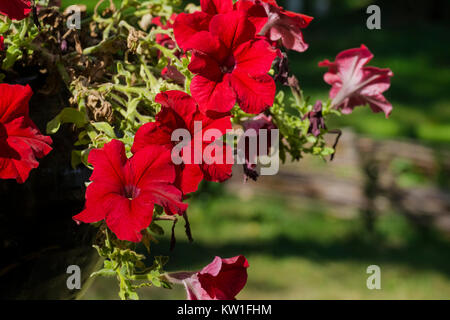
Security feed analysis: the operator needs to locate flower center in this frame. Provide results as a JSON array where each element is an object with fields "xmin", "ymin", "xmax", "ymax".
[
  {"xmin": 221, "ymin": 55, "xmax": 236, "ymax": 74},
  {"xmin": 124, "ymin": 185, "xmax": 140, "ymax": 200}
]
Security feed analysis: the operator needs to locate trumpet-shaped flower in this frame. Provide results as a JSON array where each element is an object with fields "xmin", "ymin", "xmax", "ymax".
[
  {"xmin": 256, "ymin": 0, "xmax": 313, "ymax": 52},
  {"xmin": 319, "ymin": 45, "xmax": 394, "ymax": 117},
  {"xmin": 184, "ymin": 10, "xmax": 277, "ymax": 117},
  {"xmin": 74, "ymin": 140, "xmax": 187, "ymax": 242},
  {"xmin": 166, "ymin": 255, "xmax": 249, "ymax": 300}
]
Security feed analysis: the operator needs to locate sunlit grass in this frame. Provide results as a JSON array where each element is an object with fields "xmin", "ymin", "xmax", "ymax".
[{"xmin": 84, "ymin": 191, "xmax": 450, "ymax": 300}]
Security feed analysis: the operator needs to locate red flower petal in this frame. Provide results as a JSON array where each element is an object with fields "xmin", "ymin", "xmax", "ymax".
[
  {"xmin": 230, "ymin": 70, "xmax": 275, "ymax": 114},
  {"xmin": 73, "ymin": 182, "xmax": 118, "ymax": 223},
  {"xmin": 259, "ymin": 0, "xmax": 278, "ymax": 6},
  {"xmin": 0, "ymin": 0, "xmax": 31, "ymax": 21},
  {"xmin": 189, "ymin": 51, "xmax": 223, "ymax": 81},
  {"xmin": 169, "ymin": 255, "xmax": 249, "ymax": 300},
  {"xmin": 282, "ymin": 11, "xmax": 313, "ymax": 26},
  {"xmin": 209, "ymin": 10, "xmax": 257, "ymax": 50},
  {"xmin": 197, "ymin": 114, "xmax": 233, "ymax": 183},
  {"xmin": 234, "ymin": 39, "xmax": 277, "ymax": 76},
  {"xmin": 201, "ymin": 0, "xmax": 233, "ymax": 15},
  {"xmin": 269, "ymin": 22, "xmax": 309, "ymax": 52},
  {"xmin": 88, "ymin": 139, "xmax": 128, "ymax": 187},
  {"xmin": 191, "ymin": 74, "xmax": 236, "ymax": 117},
  {"xmin": 201, "ymin": 143, "xmax": 233, "ymax": 183},
  {"xmin": 173, "ymin": 12, "xmax": 211, "ymax": 50},
  {"xmin": 177, "ymin": 163, "xmax": 204, "ymax": 195},
  {"xmin": 234, "ymin": 0, "xmax": 269, "ymax": 34},
  {"xmin": 104, "ymin": 194, "xmax": 154, "ymax": 243},
  {"xmin": 155, "ymin": 90, "xmax": 197, "ymax": 126},
  {"xmin": 186, "ymin": 31, "xmax": 226, "ymax": 58},
  {"xmin": 0, "ymin": 117, "xmax": 52, "ymax": 183},
  {"xmin": 0, "ymin": 84, "xmax": 52, "ymax": 183},
  {"xmin": 0, "ymin": 83, "xmax": 32, "ymax": 123},
  {"xmin": 131, "ymin": 145, "xmax": 177, "ymax": 187},
  {"xmin": 198, "ymin": 255, "xmax": 249, "ymax": 300},
  {"xmin": 131, "ymin": 122, "xmax": 172, "ymax": 154},
  {"xmin": 258, "ymin": 0, "xmax": 313, "ymax": 53}
]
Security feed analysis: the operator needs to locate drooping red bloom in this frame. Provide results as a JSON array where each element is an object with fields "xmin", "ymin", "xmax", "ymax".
[
  {"xmin": 179, "ymin": 9, "xmax": 277, "ymax": 117},
  {"xmin": 319, "ymin": 45, "xmax": 394, "ymax": 117},
  {"xmin": 0, "ymin": 0, "xmax": 31, "ymax": 21},
  {"xmin": 161, "ymin": 64, "xmax": 185, "ymax": 86},
  {"xmin": 0, "ymin": 84, "xmax": 52, "ymax": 184},
  {"xmin": 255, "ymin": 0, "xmax": 313, "ymax": 52},
  {"xmin": 132, "ymin": 91, "xmax": 233, "ymax": 195},
  {"xmin": 303, "ymin": 101, "xmax": 326, "ymax": 137},
  {"xmin": 152, "ymin": 14, "xmax": 186, "ymax": 85},
  {"xmin": 166, "ymin": 255, "xmax": 249, "ymax": 300},
  {"xmin": 241, "ymin": 114, "xmax": 277, "ymax": 181},
  {"xmin": 73, "ymin": 139, "xmax": 188, "ymax": 242},
  {"xmin": 0, "ymin": 36, "xmax": 4, "ymax": 51}
]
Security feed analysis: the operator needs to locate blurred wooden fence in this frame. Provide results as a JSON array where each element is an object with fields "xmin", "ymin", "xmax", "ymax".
[{"xmin": 226, "ymin": 130, "xmax": 450, "ymax": 234}]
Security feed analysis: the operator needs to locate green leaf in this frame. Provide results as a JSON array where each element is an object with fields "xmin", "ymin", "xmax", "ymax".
[
  {"xmin": 91, "ymin": 122, "xmax": 117, "ymax": 138},
  {"xmin": 91, "ymin": 268, "xmax": 116, "ymax": 278},
  {"xmin": 152, "ymin": 277, "xmax": 161, "ymax": 287},
  {"xmin": 71, "ymin": 148, "xmax": 91, "ymax": 169},
  {"xmin": 149, "ymin": 222, "xmax": 164, "ymax": 236},
  {"xmin": 46, "ymin": 108, "xmax": 87, "ymax": 134},
  {"xmin": 321, "ymin": 147, "xmax": 335, "ymax": 156},
  {"xmin": 2, "ymin": 45, "xmax": 22, "ymax": 70},
  {"xmin": 306, "ymin": 135, "xmax": 317, "ymax": 144},
  {"xmin": 128, "ymin": 291, "xmax": 139, "ymax": 300},
  {"xmin": 0, "ymin": 21, "xmax": 11, "ymax": 34}
]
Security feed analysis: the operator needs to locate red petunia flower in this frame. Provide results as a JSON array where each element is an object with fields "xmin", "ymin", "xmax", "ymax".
[
  {"xmin": 166, "ymin": 255, "xmax": 249, "ymax": 300},
  {"xmin": 0, "ymin": 0, "xmax": 31, "ymax": 21},
  {"xmin": 180, "ymin": 9, "xmax": 277, "ymax": 117},
  {"xmin": 0, "ymin": 84, "xmax": 52, "ymax": 183},
  {"xmin": 73, "ymin": 139, "xmax": 188, "ymax": 242},
  {"xmin": 132, "ymin": 91, "xmax": 233, "ymax": 195},
  {"xmin": 0, "ymin": 36, "xmax": 4, "ymax": 51},
  {"xmin": 253, "ymin": 0, "xmax": 313, "ymax": 53},
  {"xmin": 319, "ymin": 45, "xmax": 394, "ymax": 117}
]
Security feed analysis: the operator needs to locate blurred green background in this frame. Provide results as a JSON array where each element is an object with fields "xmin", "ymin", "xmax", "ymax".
[{"xmin": 60, "ymin": 0, "xmax": 450, "ymax": 299}]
